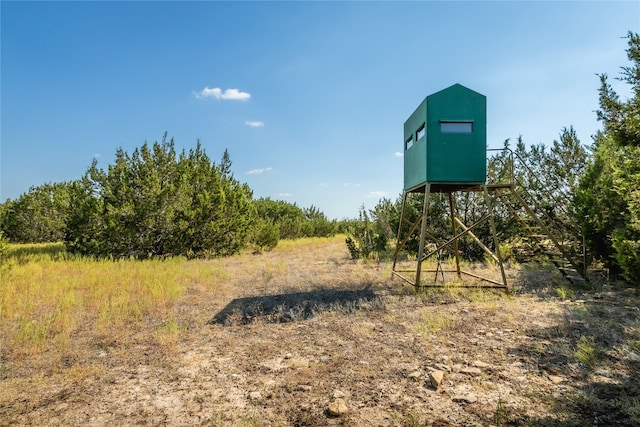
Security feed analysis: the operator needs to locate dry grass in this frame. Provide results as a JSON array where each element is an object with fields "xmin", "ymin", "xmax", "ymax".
[
  {"xmin": 1, "ymin": 243, "xmax": 221, "ymax": 362},
  {"xmin": 1, "ymin": 236, "xmax": 639, "ymax": 426}
]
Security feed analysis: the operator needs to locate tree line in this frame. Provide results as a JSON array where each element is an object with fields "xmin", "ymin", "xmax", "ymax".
[{"xmin": 0, "ymin": 134, "xmax": 338, "ymax": 258}]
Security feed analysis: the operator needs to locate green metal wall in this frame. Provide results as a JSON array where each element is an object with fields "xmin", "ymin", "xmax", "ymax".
[
  {"xmin": 403, "ymin": 98, "xmax": 427, "ymax": 191},
  {"xmin": 403, "ymin": 84, "xmax": 486, "ymax": 191}
]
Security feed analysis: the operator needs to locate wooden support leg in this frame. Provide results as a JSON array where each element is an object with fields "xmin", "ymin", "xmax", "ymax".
[
  {"xmin": 415, "ymin": 184, "xmax": 431, "ymax": 287},
  {"xmin": 449, "ymin": 193, "xmax": 461, "ymax": 279},
  {"xmin": 483, "ymin": 186, "xmax": 508, "ymax": 288},
  {"xmin": 392, "ymin": 191, "xmax": 408, "ymax": 272}
]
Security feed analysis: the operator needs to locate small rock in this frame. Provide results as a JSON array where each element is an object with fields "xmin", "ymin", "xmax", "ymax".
[
  {"xmin": 461, "ymin": 367, "xmax": 482, "ymax": 376},
  {"xmin": 230, "ymin": 374, "xmax": 241, "ymax": 381},
  {"xmin": 452, "ymin": 394, "xmax": 478, "ymax": 404},
  {"xmin": 248, "ymin": 391, "xmax": 262, "ymax": 400},
  {"xmin": 472, "ymin": 360, "xmax": 490, "ymax": 368},
  {"xmin": 628, "ymin": 351, "xmax": 640, "ymax": 362},
  {"xmin": 328, "ymin": 398, "xmax": 349, "ymax": 416},
  {"xmin": 408, "ymin": 371, "xmax": 422, "ymax": 381},
  {"xmin": 452, "ymin": 363, "xmax": 463, "ymax": 372},
  {"xmin": 429, "ymin": 370, "xmax": 445, "ymax": 389},
  {"xmin": 295, "ymin": 384, "xmax": 312, "ymax": 392},
  {"xmin": 548, "ymin": 375, "xmax": 564, "ymax": 384}
]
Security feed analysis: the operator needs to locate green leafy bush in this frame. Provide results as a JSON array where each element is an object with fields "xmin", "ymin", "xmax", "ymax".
[
  {"xmin": 251, "ymin": 219, "xmax": 280, "ymax": 253},
  {"xmin": 253, "ymin": 198, "xmax": 336, "ymax": 240},
  {"xmin": 345, "ymin": 206, "xmax": 387, "ymax": 260},
  {"xmin": 64, "ymin": 134, "xmax": 254, "ymax": 258},
  {"xmin": 0, "ymin": 230, "xmax": 8, "ymax": 266},
  {"xmin": 0, "ymin": 182, "xmax": 73, "ymax": 243}
]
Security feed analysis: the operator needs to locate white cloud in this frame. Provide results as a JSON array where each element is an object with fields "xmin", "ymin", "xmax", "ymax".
[
  {"xmin": 195, "ymin": 86, "xmax": 251, "ymax": 101},
  {"xmin": 394, "ymin": 151, "xmax": 403, "ymax": 158},
  {"xmin": 319, "ymin": 182, "xmax": 329, "ymax": 188},
  {"xmin": 343, "ymin": 182, "xmax": 360, "ymax": 187},
  {"xmin": 246, "ymin": 167, "xmax": 273, "ymax": 175},
  {"xmin": 245, "ymin": 120, "xmax": 265, "ymax": 128},
  {"xmin": 278, "ymin": 193, "xmax": 293, "ymax": 198},
  {"xmin": 368, "ymin": 191, "xmax": 387, "ymax": 198}
]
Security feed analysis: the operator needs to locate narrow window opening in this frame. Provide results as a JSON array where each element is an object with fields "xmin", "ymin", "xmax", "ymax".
[
  {"xmin": 405, "ymin": 135, "xmax": 413, "ymax": 150},
  {"xmin": 416, "ymin": 123, "xmax": 426, "ymax": 140},
  {"xmin": 440, "ymin": 121, "xmax": 473, "ymax": 133}
]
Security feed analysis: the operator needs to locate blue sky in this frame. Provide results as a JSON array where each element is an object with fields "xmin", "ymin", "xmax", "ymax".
[{"xmin": 1, "ymin": 1, "xmax": 638, "ymax": 220}]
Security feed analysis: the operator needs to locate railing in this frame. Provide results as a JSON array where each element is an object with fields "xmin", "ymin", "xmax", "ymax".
[
  {"xmin": 487, "ymin": 147, "xmax": 588, "ymax": 276},
  {"xmin": 487, "ymin": 147, "xmax": 582, "ymax": 235}
]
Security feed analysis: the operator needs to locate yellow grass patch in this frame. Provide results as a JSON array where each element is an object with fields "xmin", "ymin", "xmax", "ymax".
[{"xmin": 0, "ymin": 243, "xmax": 224, "ymax": 359}]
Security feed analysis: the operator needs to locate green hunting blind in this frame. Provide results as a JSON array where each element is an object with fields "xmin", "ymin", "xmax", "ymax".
[
  {"xmin": 394, "ymin": 84, "xmax": 589, "ymax": 289},
  {"xmin": 394, "ymin": 83, "xmax": 508, "ymax": 289},
  {"xmin": 403, "ymin": 83, "xmax": 487, "ymax": 191}
]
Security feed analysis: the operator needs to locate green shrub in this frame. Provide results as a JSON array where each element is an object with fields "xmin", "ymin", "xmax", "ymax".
[
  {"xmin": 0, "ymin": 230, "xmax": 8, "ymax": 266},
  {"xmin": 65, "ymin": 134, "xmax": 254, "ymax": 258},
  {"xmin": 251, "ymin": 219, "xmax": 280, "ymax": 253},
  {"xmin": 345, "ymin": 206, "xmax": 387, "ymax": 260}
]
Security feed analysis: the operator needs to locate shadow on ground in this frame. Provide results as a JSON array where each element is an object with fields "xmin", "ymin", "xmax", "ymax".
[{"xmin": 209, "ymin": 285, "xmax": 383, "ymax": 326}]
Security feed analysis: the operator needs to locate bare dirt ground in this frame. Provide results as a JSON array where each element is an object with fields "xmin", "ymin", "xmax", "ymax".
[{"xmin": 2, "ymin": 237, "xmax": 639, "ymax": 426}]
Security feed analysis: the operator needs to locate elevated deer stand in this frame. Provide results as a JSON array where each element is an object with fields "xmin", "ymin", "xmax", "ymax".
[{"xmin": 392, "ymin": 182, "xmax": 509, "ymax": 288}]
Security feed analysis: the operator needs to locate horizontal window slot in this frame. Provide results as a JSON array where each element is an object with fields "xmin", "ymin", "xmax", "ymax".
[{"xmin": 440, "ymin": 121, "xmax": 473, "ymax": 134}]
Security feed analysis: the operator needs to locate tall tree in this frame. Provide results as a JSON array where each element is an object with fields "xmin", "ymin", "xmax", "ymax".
[{"xmin": 576, "ymin": 32, "xmax": 640, "ymax": 281}]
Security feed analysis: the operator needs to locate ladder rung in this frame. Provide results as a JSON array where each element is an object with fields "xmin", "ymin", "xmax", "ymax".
[
  {"xmin": 565, "ymin": 275, "xmax": 585, "ymax": 282},
  {"xmin": 531, "ymin": 234, "xmax": 548, "ymax": 239},
  {"xmin": 559, "ymin": 267, "xmax": 578, "ymax": 273}
]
